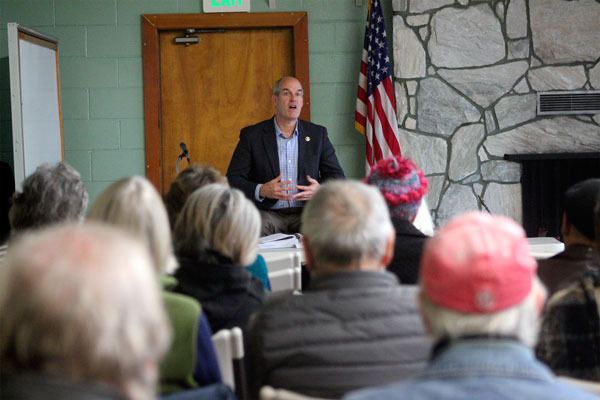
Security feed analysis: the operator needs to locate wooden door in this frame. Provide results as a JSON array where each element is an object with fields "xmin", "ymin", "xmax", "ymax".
[
  {"xmin": 160, "ymin": 28, "xmax": 293, "ymax": 188},
  {"xmin": 142, "ymin": 13, "xmax": 310, "ymax": 193}
]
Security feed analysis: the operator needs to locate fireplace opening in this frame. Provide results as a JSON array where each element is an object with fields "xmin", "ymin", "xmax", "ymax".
[{"xmin": 504, "ymin": 153, "xmax": 600, "ymax": 239}]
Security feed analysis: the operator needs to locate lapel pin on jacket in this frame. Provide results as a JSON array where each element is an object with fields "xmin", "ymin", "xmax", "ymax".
[{"xmin": 305, "ymin": 136, "xmax": 310, "ymax": 142}]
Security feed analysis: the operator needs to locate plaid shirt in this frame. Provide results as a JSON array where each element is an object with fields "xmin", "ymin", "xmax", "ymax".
[{"xmin": 536, "ymin": 270, "xmax": 600, "ymax": 381}]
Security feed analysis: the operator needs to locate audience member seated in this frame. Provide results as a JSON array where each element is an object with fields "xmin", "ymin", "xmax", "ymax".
[
  {"xmin": 87, "ymin": 176, "xmax": 222, "ymax": 392},
  {"xmin": 365, "ymin": 156, "xmax": 429, "ymax": 284},
  {"xmin": 537, "ymin": 270, "xmax": 600, "ymax": 382},
  {"xmin": 165, "ymin": 163, "xmax": 270, "ymax": 290},
  {"xmin": 172, "ymin": 183, "xmax": 266, "ymax": 334},
  {"xmin": 0, "ymin": 224, "xmax": 170, "ymax": 400},
  {"xmin": 344, "ymin": 212, "xmax": 599, "ymax": 400},
  {"xmin": 536, "ymin": 198, "xmax": 600, "ymax": 382},
  {"xmin": 164, "ymin": 163, "xmax": 228, "ymax": 230},
  {"xmin": 246, "ymin": 180, "xmax": 430, "ymax": 399},
  {"xmin": 537, "ymin": 178, "xmax": 600, "ymax": 296},
  {"xmin": 8, "ymin": 161, "xmax": 88, "ymax": 234}
]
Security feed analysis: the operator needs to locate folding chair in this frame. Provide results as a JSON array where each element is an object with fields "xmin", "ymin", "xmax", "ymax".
[
  {"xmin": 212, "ymin": 327, "xmax": 248, "ymax": 400},
  {"xmin": 259, "ymin": 386, "xmax": 333, "ymax": 400},
  {"xmin": 267, "ymin": 252, "xmax": 301, "ymax": 292}
]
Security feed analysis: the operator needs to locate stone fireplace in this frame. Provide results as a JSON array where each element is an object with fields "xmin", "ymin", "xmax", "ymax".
[{"xmin": 391, "ymin": 0, "xmax": 600, "ymax": 229}]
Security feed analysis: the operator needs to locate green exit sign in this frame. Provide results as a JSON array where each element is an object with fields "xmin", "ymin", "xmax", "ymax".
[{"xmin": 203, "ymin": 0, "xmax": 250, "ymax": 12}]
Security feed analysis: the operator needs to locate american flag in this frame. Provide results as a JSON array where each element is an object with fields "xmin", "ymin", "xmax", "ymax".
[{"xmin": 355, "ymin": 0, "xmax": 401, "ymax": 173}]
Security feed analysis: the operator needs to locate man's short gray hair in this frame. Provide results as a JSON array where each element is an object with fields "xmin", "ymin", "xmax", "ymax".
[
  {"xmin": 173, "ymin": 183, "xmax": 260, "ymax": 266},
  {"xmin": 0, "ymin": 224, "xmax": 170, "ymax": 400},
  {"xmin": 9, "ymin": 162, "xmax": 88, "ymax": 231},
  {"xmin": 301, "ymin": 180, "xmax": 393, "ymax": 269}
]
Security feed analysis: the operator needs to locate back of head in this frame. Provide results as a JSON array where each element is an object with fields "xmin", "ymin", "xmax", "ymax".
[
  {"xmin": 164, "ymin": 164, "xmax": 227, "ymax": 229},
  {"xmin": 364, "ymin": 156, "xmax": 427, "ymax": 221},
  {"xmin": 419, "ymin": 212, "xmax": 543, "ymax": 346},
  {"xmin": 563, "ymin": 178, "xmax": 600, "ymax": 241},
  {"xmin": 9, "ymin": 162, "xmax": 88, "ymax": 232},
  {"xmin": 87, "ymin": 176, "xmax": 175, "ymax": 274},
  {"xmin": 0, "ymin": 224, "xmax": 170, "ymax": 400},
  {"xmin": 301, "ymin": 180, "xmax": 393, "ymax": 270},
  {"xmin": 173, "ymin": 183, "xmax": 260, "ymax": 266}
]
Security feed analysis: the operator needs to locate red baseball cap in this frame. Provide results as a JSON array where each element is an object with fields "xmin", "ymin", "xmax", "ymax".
[{"xmin": 420, "ymin": 212, "xmax": 537, "ymax": 314}]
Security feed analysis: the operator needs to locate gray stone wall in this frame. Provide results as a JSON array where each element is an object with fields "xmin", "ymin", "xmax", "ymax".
[{"xmin": 393, "ymin": 0, "xmax": 600, "ymax": 227}]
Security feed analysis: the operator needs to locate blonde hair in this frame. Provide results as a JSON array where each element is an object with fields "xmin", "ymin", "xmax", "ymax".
[
  {"xmin": 0, "ymin": 224, "xmax": 170, "ymax": 400},
  {"xmin": 420, "ymin": 278, "xmax": 547, "ymax": 348},
  {"xmin": 173, "ymin": 184, "xmax": 260, "ymax": 266},
  {"xmin": 87, "ymin": 176, "xmax": 176, "ymax": 274}
]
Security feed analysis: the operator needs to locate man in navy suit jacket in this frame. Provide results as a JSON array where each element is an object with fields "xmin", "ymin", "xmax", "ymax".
[{"xmin": 227, "ymin": 76, "xmax": 345, "ymax": 235}]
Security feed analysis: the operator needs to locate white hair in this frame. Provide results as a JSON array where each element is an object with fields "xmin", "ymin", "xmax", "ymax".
[
  {"xmin": 420, "ymin": 278, "xmax": 547, "ymax": 348},
  {"xmin": 173, "ymin": 183, "xmax": 260, "ymax": 266},
  {"xmin": 87, "ymin": 176, "xmax": 177, "ymax": 274},
  {"xmin": 0, "ymin": 224, "xmax": 171, "ymax": 400},
  {"xmin": 301, "ymin": 180, "xmax": 393, "ymax": 270}
]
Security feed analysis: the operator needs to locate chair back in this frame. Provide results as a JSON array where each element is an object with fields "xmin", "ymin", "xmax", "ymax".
[
  {"xmin": 212, "ymin": 327, "xmax": 248, "ymax": 400},
  {"xmin": 267, "ymin": 252, "xmax": 301, "ymax": 291},
  {"xmin": 259, "ymin": 386, "xmax": 333, "ymax": 400},
  {"xmin": 268, "ymin": 267, "xmax": 301, "ymax": 291}
]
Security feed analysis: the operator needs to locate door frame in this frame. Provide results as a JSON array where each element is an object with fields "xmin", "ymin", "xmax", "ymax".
[{"xmin": 141, "ymin": 12, "xmax": 310, "ymax": 193}]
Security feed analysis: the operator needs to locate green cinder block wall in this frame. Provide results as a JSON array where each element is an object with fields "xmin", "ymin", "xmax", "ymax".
[{"xmin": 0, "ymin": 0, "xmax": 393, "ymax": 203}]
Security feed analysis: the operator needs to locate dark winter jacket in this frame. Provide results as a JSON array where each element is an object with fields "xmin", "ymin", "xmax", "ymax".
[
  {"xmin": 174, "ymin": 256, "xmax": 266, "ymax": 334},
  {"xmin": 246, "ymin": 270, "xmax": 431, "ymax": 399}
]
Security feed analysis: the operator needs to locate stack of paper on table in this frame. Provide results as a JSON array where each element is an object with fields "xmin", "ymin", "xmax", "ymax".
[{"xmin": 258, "ymin": 233, "xmax": 301, "ymax": 249}]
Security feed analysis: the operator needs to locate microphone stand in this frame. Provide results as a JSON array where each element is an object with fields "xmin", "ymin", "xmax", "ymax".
[{"xmin": 176, "ymin": 143, "xmax": 191, "ymax": 173}]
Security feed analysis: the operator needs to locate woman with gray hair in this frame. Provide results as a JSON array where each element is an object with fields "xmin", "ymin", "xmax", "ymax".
[
  {"xmin": 9, "ymin": 161, "xmax": 88, "ymax": 232},
  {"xmin": 165, "ymin": 163, "xmax": 271, "ymax": 290},
  {"xmin": 1, "ymin": 161, "xmax": 88, "ymax": 265},
  {"xmin": 173, "ymin": 183, "xmax": 265, "ymax": 333}
]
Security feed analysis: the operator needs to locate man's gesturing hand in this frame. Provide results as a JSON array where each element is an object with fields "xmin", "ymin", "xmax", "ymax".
[
  {"xmin": 259, "ymin": 173, "xmax": 295, "ymax": 200},
  {"xmin": 293, "ymin": 175, "xmax": 320, "ymax": 201}
]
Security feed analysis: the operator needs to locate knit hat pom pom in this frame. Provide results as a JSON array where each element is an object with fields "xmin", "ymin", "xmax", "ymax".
[{"xmin": 365, "ymin": 156, "xmax": 428, "ymax": 219}]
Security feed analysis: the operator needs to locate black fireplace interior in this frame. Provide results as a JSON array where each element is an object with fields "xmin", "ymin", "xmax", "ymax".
[{"xmin": 504, "ymin": 153, "xmax": 600, "ymax": 239}]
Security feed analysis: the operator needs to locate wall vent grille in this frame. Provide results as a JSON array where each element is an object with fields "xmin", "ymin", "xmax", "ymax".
[{"xmin": 537, "ymin": 91, "xmax": 600, "ymax": 115}]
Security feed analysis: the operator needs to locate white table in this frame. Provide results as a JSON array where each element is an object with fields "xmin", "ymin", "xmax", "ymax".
[
  {"xmin": 258, "ymin": 238, "xmax": 563, "ymax": 287},
  {"xmin": 527, "ymin": 237, "xmax": 564, "ymax": 260}
]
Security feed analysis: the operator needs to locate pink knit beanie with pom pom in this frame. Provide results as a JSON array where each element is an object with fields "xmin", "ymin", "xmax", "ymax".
[{"xmin": 364, "ymin": 156, "xmax": 428, "ymax": 221}]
